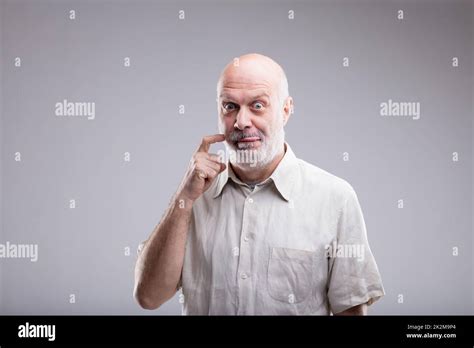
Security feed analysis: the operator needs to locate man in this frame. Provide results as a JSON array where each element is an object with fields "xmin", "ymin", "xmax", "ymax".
[{"xmin": 134, "ymin": 53, "xmax": 385, "ymax": 315}]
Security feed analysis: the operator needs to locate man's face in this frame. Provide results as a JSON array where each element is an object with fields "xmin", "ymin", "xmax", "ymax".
[{"xmin": 217, "ymin": 69, "xmax": 287, "ymax": 169}]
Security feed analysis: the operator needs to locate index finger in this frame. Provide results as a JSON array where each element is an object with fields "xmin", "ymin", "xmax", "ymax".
[{"xmin": 197, "ymin": 134, "xmax": 226, "ymax": 152}]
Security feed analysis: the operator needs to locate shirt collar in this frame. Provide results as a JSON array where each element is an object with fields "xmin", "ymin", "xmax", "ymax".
[{"xmin": 212, "ymin": 142, "xmax": 298, "ymax": 201}]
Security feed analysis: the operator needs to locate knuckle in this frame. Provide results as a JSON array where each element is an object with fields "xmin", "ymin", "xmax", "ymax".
[
  {"xmin": 194, "ymin": 164, "xmax": 203, "ymax": 172},
  {"xmin": 193, "ymin": 154, "xmax": 203, "ymax": 163}
]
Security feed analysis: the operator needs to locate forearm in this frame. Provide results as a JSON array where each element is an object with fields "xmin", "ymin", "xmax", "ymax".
[
  {"xmin": 133, "ymin": 134, "xmax": 226, "ymax": 310},
  {"xmin": 333, "ymin": 303, "xmax": 368, "ymax": 316},
  {"xmin": 134, "ymin": 193, "xmax": 193, "ymax": 309}
]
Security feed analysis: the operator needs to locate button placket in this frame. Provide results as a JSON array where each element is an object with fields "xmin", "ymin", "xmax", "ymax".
[{"xmin": 236, "ymin": 193, "xmax": 257, "ymax": 314}]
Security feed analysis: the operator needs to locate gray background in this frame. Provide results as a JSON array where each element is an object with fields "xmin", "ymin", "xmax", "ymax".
[{"xmin": 0, "ymin": 0, "xmax": 472, "ymax": 315}]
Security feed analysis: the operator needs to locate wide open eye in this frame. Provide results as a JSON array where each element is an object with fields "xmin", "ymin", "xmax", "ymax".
[
  {"xmin": 253, "ymin": 102, "xmax": 264, "ymax": 110},
  {"xmin": 223, "ymin": 102, "xmax": 237, "ymax": 111}
]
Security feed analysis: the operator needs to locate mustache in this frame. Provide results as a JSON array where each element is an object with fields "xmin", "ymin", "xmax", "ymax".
[{"xmin": 229, "ymin": 130, "xmax": 264, "ymax": 142}]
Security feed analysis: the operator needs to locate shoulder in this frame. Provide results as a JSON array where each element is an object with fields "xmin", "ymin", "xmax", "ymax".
[{"xmin": 295, "ymin": 158, "xmax": 357, "ymax": 203}]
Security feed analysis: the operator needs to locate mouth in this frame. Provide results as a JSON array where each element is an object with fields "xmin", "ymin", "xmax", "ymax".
[
  {"xmin": 234, "ymin": 137, "xmax": 262, "ymax": 149},
  {"xmin": 237, "ymin": 137, "xmax": 261, "ymax": 143}
]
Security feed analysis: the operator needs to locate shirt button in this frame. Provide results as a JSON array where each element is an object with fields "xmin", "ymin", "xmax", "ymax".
[
  {"xmin": 244, "ymin": 235, "xmax": 249, "ymax": 242},
  {"xmin": 248, "ymin": 198, "xmax": 254, "ymax": 203},
  {"xmin": 240, "ymin": 272, "xmax": 248, "ymax": 279}
]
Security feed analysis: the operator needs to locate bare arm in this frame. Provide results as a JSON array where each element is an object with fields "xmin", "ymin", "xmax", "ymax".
[
  {"xmin": 333, "ymin": 303, "xmax": 368, "ymax": 316},
  {"xmin": 133, "ymin": 134, "xmax": 226, "ymax": 310},
  {"xmin": 133, "ymin": 194, "xmax": 193, "ymax": 309}
]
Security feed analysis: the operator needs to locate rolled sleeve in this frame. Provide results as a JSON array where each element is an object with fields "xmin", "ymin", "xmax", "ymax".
[{"xmin": 327, "ymin": 186, "xmax": 385, "ymax": 314}]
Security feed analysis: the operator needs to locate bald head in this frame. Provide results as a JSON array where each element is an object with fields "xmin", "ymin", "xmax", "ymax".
[{"xmin": 217, "ymin": 53, "xmax": 289, "ymax": 106}]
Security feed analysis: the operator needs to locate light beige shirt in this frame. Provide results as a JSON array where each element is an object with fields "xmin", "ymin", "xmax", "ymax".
[{"xmin": 178, "ymin": 143, "xmax": 384, "ymax": 315}]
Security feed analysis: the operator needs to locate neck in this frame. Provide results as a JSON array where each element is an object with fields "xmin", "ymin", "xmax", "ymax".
[{"xmin": 231, "ymin": 143, "xmax": 286, "ymax": 185}]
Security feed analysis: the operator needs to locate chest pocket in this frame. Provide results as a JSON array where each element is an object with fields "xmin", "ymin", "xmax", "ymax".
[{"xmin": 267, "ymin": 247, "xmax": 315, "ymax": 304}]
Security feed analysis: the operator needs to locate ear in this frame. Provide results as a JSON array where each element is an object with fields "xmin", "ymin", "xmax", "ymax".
[{"xmin": 282, "ymin": 96, "xmax": 293, "ymax": 126}]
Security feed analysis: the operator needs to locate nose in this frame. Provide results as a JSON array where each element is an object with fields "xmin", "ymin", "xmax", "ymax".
[{"xmin": 234, "ymin": 107, "xmax": 252, "ymax": 130}]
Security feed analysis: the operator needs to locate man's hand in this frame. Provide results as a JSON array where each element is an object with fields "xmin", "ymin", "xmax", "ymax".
[{"xmin": 178, "ymin": 134, "xmax": 226, "ymax": 202}]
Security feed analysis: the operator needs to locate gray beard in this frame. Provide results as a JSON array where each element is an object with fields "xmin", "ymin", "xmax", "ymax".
[{"xmin": 226, "ymin": 127, "xmax": 285, "ymax": 170}]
